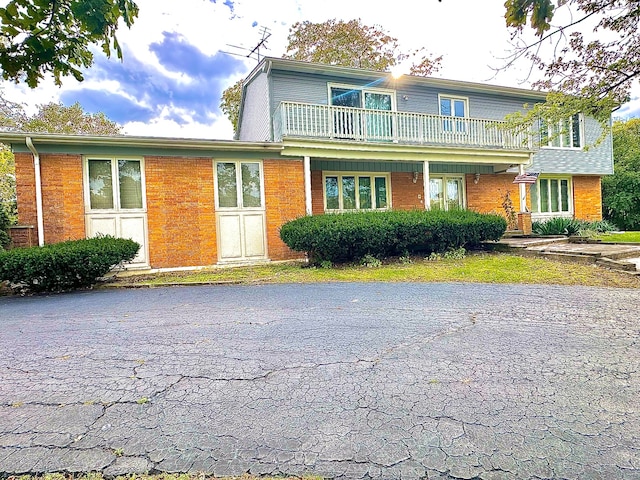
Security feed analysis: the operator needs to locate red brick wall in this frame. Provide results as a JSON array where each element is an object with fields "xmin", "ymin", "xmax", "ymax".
[
  {"xmin": 465, "ymin": 173, "xmax": 522, "ymax": 218},
  {"xmin": 311, "ymin": 170, "xmax": 324, "ymax": 215},
  {"xmin": 391, "ymin": 172, "xmax": 426, "ymax": 209},
  {"xmin": 14, "ymin": 153, "xmax": 37, "ymax": 229},
  {"xmin": 145, "ymin": 156, "xmax": 217, "ymax": 268},
  {"xmin": 264, "ymin": 159, "xmax": 306, "ymax": 261},
  {"xmin": 14, "ymin": 153, "xmax": 85, "ymax": 244},
  {"xmin": 573, "ymin": 176, "xmax": 603, "ymax": 221}
]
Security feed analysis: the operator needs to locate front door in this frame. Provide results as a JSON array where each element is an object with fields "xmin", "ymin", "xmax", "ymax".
[{"xmin": 215, "ymin": 161, "xmax": 267, "ymax": 262}]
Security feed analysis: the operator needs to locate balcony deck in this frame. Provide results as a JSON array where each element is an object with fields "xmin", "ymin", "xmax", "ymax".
[{"xmin": 274, "ymin": 102, "xmax": 532, "ymax": 151}]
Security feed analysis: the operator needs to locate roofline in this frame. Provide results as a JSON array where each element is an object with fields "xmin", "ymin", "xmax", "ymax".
[
  {"xmin": 0, "ymin": 132, "xmax": 284, "ymax": 152},
  {"xmin": 247, "ymin": 56, "xmax": 548, "ymax": 100}
]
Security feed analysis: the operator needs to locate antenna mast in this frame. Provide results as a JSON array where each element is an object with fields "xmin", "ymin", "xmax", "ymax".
[{"xmin": 222, "ymin": 26, "xmax": 272, "ymax": 62}]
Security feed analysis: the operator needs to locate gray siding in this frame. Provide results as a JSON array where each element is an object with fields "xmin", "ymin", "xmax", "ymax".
[
  {"xmin": 266, "ymin": 67, "xmax": 613, "ymax": 176},
  {"xmin": 531, "ymin": 117, "xmax": 613, "ymax": 175},
  {"xmin": 310, "ymin": 160, "xmax": 494, "ymax": 174},
  {"xmin": 239, "ymin": 72, "xmax": 271, "ymax": 141},
  {"xmin": 270, "ymin": 70, "xmax": 538, "ymax": 120}
]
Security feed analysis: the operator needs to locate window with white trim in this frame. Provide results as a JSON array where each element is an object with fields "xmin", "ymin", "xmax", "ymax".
[
  {"xmin": 323, "ymin": 173, "xmax": 390, "ymax": 211},
  {"xmin": 429, "ymin": 175, "xmax": 465, "ymax": 210},
  {"xmin": 86, "ymin": 158, "xmax": 145, "ymax": 211},
  {"xmin": 539, "ymin": 114, "xmax": 583, "ymax": 148},
  {"xmin": 439, "ymin": 95, "xmax": 468, "ymax": 133},
  {"xmin": 530, "ymin": 177, "xmax": 572, "ymax": 214}
]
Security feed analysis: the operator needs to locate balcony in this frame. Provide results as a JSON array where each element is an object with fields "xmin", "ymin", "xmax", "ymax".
[{"xmin": 274, "ymin": 101, "xmax": 532, "ymax": 151}]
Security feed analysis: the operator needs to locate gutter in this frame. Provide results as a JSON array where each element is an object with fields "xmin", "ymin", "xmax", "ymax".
[{"xmin": 25, "ymin": 136, "xmax": 45, "ymax": 247}]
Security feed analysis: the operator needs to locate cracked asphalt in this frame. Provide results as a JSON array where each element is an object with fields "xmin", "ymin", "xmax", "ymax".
[{"xmin": 0, "ymin": 282, "xmax": 639, "ymax": 479}]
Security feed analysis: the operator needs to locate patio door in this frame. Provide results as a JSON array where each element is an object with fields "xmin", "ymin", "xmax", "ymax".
[
  {"xmin": 215, "ymin": 161, "xmax": 266, "ymax": 262},
  {"xmin": 330, "ymin": 86, "xmax": 394, "ymax": 140},
  {"xmin": 430, "ymin": 176, "xmax": 465, "ymax": 210}
]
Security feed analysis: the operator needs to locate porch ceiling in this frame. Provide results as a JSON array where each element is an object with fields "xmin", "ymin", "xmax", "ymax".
[{"xmin": 280, "ymin": 138, "xmax": 532, "ymax": 165}]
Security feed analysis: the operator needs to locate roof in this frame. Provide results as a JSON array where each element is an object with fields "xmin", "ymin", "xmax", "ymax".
[
  {"xmin": 244, "ymin": 56, "xmax": 549, "ymax": 101},
  {"xmin": 0, "ymin": 132, "xmax": 283, "ymax": 153}
]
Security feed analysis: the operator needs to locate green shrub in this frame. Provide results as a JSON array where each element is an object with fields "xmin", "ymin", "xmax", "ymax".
[
  {"xmin": 532, "ymin": 217, "xmax": 618, "ymax": 236},
  {"xmin": 0, "ymin": 206, "xmax": 10, "ymax": 250},
  {"xmin": 279, "ymin": 210, "xmax": 506, "ymax": 264},
  {"xmin": 0, "ymin": 236, "xmax": 140, "ymax": 293}
]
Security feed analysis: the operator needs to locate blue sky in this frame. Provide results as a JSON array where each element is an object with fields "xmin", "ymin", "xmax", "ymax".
[{"xmin": 2, "ymin": 0, "xmax": 638, "ymax": 139}]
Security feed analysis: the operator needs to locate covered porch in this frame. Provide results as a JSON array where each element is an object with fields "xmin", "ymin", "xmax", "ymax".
[{"xmin": 282, "ymin": 138, "xmax": 534, "ymax": 224}]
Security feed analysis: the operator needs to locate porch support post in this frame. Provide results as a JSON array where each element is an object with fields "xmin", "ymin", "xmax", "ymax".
[
  {"xmin": 423, "ymin": 160, "xmax": 430, "ymax": 210},
  {"xmin": 518, "ymin": 163, "xmax": 527, "ymax": 213},
  {"xmin": 304, "ymin": 155, "xmax": 312, "ymax": 215}
]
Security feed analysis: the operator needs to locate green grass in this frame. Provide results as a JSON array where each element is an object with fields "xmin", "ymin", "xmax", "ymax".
[
  {"xmin": 110, "ymin": 252, "xmax": 640, "ymax": 289},
  {"xmin": 594, "ymin": 231, "xmax": 640, "ymax": 243}
]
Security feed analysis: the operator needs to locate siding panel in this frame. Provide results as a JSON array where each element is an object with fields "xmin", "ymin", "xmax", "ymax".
[{"xmin": 239, "ymin": 72, "xmax": 271, "ymax": 141}]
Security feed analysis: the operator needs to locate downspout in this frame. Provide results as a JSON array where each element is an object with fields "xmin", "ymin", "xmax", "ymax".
[{"xmin": 25, "ymin": 137, "xmax": 45, "ymax": 247}]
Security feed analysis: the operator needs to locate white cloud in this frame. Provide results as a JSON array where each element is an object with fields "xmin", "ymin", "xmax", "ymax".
[{"xmin": 0, "ymin": 0, "xmax": 637, "ymax": 140}]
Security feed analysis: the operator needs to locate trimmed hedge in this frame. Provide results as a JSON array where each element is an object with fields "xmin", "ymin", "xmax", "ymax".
[
  {"xmin": 0, "ymin": 236, "xmax": 140, "ymax": 293},
  {"xmin": 279, "ymin": 209, "xmax": 507, "ymax": 264}
]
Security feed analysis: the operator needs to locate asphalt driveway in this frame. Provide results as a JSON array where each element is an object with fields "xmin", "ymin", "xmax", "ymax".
[{"xmin": 0, "ymin": 283, "xmax": 639, "ymax": 479}]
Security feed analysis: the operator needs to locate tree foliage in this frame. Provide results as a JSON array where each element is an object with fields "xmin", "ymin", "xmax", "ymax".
[
  {"xmin": 283, "ymin": 19, "xmax": 442, "ymax": 74},
  {"xmin": 219, "ymin": 79, "xmax": 243, "ymax": 138},
  {"xmin": 20, "ymin": 102, "xmax": 122, "ymax": 135},
  {"xmin": 221, "ymin": 18, "xmax": 443, "ymax": 135},
  {"xmin": 0, "ymin": 93, "xmax": 122, "ymax": 225},
  {"xmin": 0, "ymin": 145, "xmax": 16, "ymax": 225},
  {"xmin": 611, "ymin": 118, "xmax": 640, "ymax": 172},
  {"xmin": 0, "ymin": 0, "xmax": 139, "ymax": 87},
  {"xmin": 602, "ymin": 118, "xmax": 640, "ymax": 230},
  {"xmin": 500, "ymin": 0, "xmax": 639, "ymax": 140}
]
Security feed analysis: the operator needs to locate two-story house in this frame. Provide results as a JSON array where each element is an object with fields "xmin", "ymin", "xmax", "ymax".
[{"xmin": 1, "ymin": 57, "xmax": 613, "ymax": 270}]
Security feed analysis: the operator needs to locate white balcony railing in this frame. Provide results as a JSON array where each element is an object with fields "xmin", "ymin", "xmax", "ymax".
[{"xmin": 273, "ymin": 101, "xmax": 532, "ymax": 150}]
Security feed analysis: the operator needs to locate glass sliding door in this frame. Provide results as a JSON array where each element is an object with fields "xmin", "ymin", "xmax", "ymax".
[
  {"xmin": 330, "ymin": 84, "xmax": 395, "ymax": 141},
  {"xmin": 430, "ymin": 175, "xmax": 465, "ymax": 211}
]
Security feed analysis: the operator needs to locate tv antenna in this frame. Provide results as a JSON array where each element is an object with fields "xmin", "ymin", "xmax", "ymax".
[{"xmin": 223, "ymin": 26, "xmax": 271, "ymax": 62}]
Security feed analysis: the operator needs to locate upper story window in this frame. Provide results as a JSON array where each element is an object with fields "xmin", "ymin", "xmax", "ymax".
[
  {"xmin": 329, "ymin": 84, "xmax": 395, "ymax": 111},
  {"xmin": 539, "ymin": 114, "xmax": 583, "ymax": 149},
  {"xmin": 439, "ymin": 95, "xmax": 468, "ymax": 132}
]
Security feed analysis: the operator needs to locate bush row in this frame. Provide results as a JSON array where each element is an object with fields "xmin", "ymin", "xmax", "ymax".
[
  {"xmin": 0, "ymin": 236, "xmax": 140, "ymax": 293},
  {"xmin": 532, "ymin": 217, "xmax": 618, "ymax": 236},
  {"xmin": 279, "ymin": 209, "xmax": 507, "ymax": 264}
]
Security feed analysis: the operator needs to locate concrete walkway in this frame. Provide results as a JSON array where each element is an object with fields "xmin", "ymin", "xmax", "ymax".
[{"xmin": 493, "ymin": 236, "xmax": 640, "ymax": 272}]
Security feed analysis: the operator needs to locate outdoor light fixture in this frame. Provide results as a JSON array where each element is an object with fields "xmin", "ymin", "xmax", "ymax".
[
  {"xmin": 413, "ymin": 171, "xmax": 419, "ymax": 183},
  {"xmin": 474, "ymin": 173, "xmax": 480, "ymax": 184}
]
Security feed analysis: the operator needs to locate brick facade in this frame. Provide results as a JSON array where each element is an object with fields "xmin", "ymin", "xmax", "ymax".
[
  {"xmin": 391, "ymin": 172, "xmax": 426, "ymax": 209},
  {"xmin": 573, "ymin": 176, "xmax": 603, "ymax": 221},
  {"xmin": 311, "ymin": 170, "xmax": 324, "ymax": 215},
  {"xmin": 14, "ymin": 152, "xmax": 85, "ymax": 244},
  {"xmin": 465, "ymin": 173, "xmax": 522, "ymax": 218},
  {"xmin": 145, "ymin": 156, "xmax": 217, "ymax": 269},
  {"xmin": 263, "ymin": 159, "xmax": 306, "ymax": 261}
]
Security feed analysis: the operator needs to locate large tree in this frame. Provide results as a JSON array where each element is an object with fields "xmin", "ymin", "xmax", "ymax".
[
  {"xmin": 602, "ymin": 118, "xmax": 640, "ymax": 230},
  {"xmin": 0, "ymin": 95, "xmax": 122, "ymax": 225},
  {"xmin": 220, "ymin": 18, "xmax": 443, "ymax": 135},
  {"xmin": 0, "ymin": 0, "xmax": 139, "ymax": 87},
  {"xmin": 500, "ymin": 0, "xmax": 638, "ymax": 144}
]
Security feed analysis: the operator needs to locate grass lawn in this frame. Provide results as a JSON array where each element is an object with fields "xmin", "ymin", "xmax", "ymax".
[
  {"xmin": 110, "ymin": 252, "xmax": 640, "ymax": 289},
  {"xmin": 594, "ymin": 231, "xmax": 640, "ymax": 243}
]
